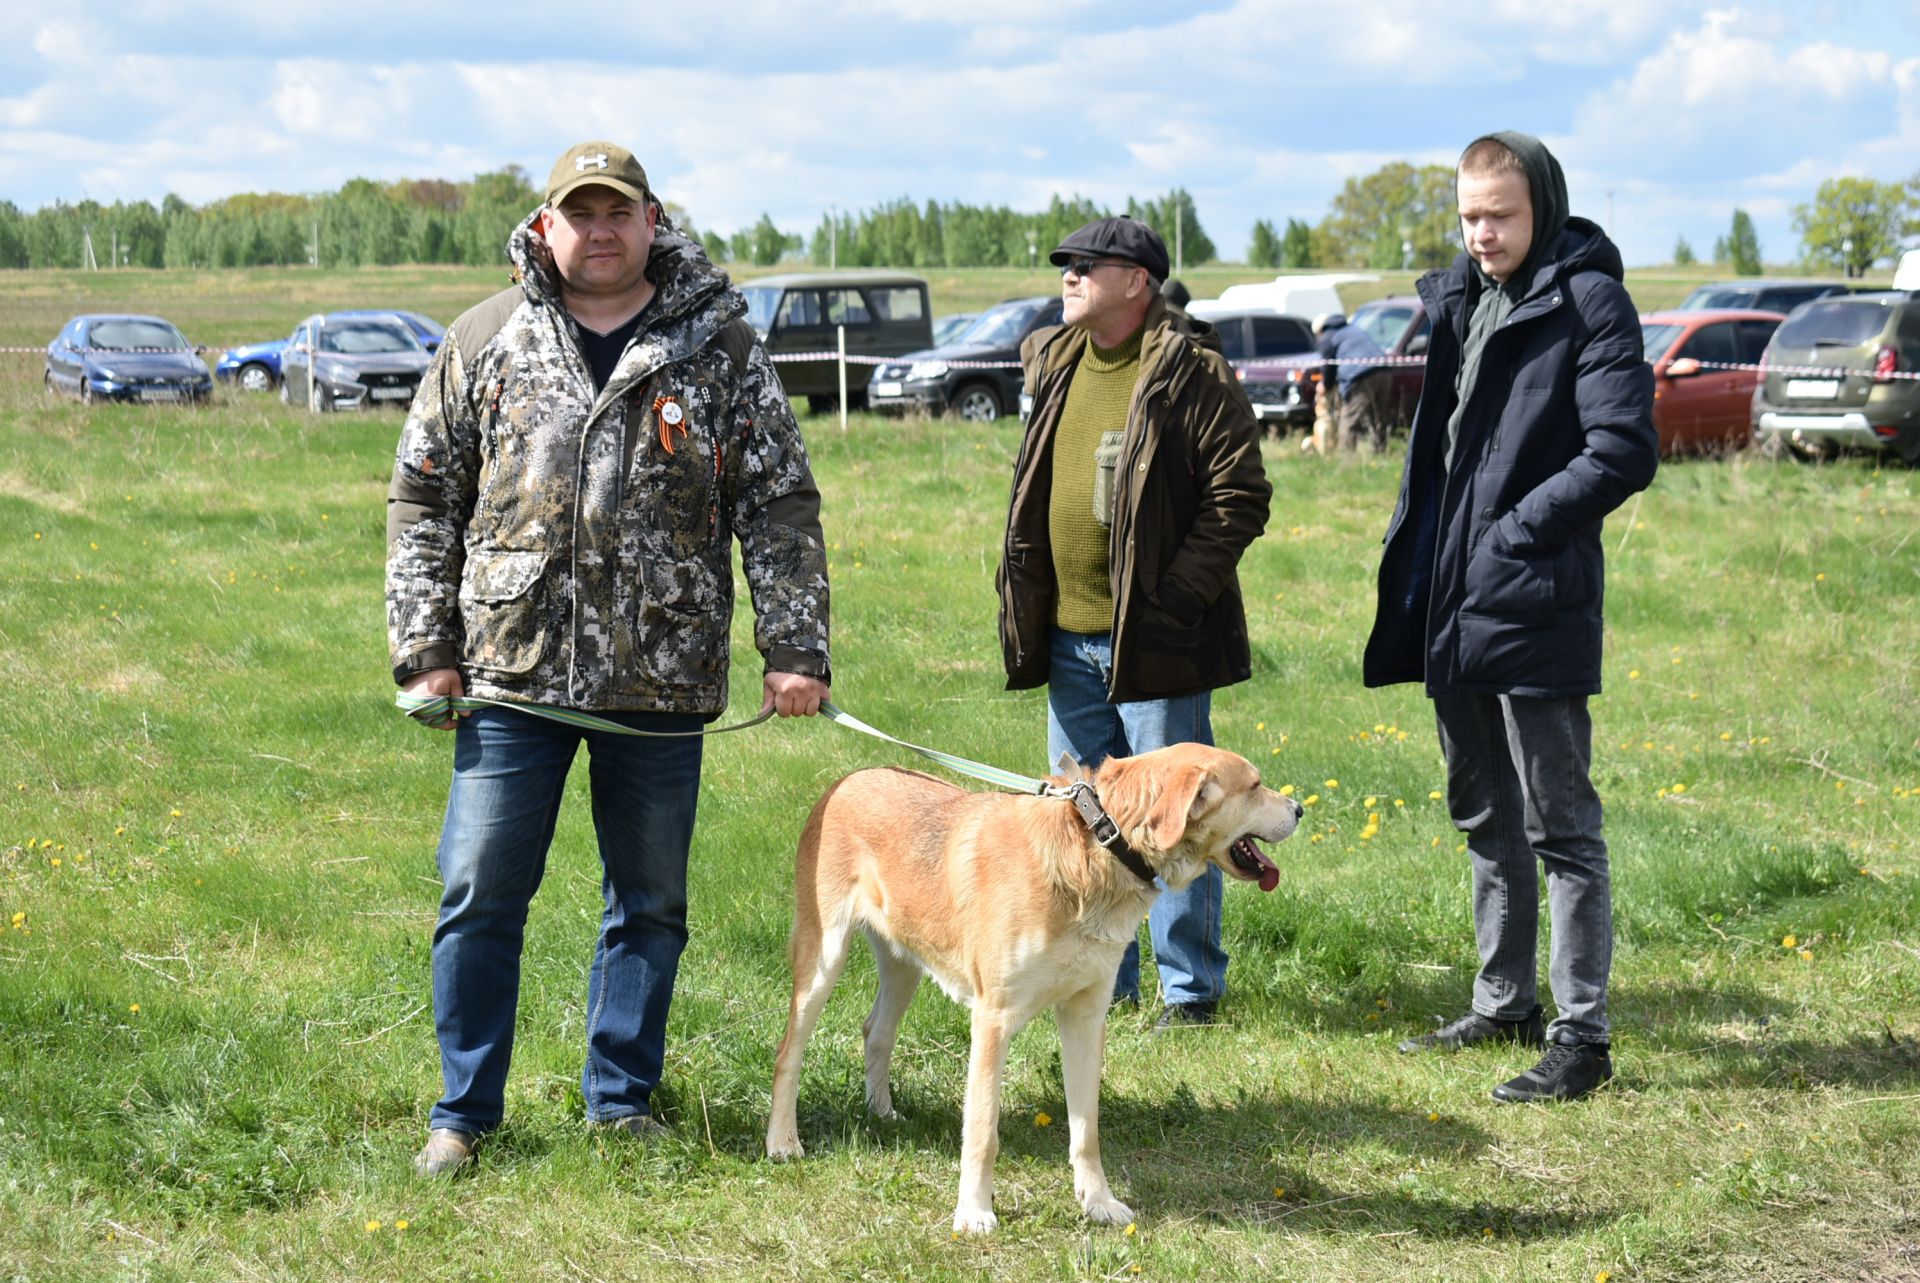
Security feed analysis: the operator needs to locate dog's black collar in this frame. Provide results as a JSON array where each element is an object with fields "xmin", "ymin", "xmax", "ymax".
[{"xmin": 1063, "ymin": 782, "xmax": 1159, "ymax": 887}]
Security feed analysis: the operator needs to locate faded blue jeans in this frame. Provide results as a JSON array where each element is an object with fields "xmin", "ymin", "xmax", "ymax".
[
  {"xmin": 1432, "ymin": 693, "xmax": 1611, "ymax": 1047},
  {"xmin": 1045, "ymin": 628, "xmax": 1225, "ymax": 1008},
  {"xmin": 426, "ymin": 704, "xmax": 703, "ymax": 1135}
]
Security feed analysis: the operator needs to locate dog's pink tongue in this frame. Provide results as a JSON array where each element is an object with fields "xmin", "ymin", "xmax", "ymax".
[{"xmin": 1258, "ymin": 864, "xmax": 1279, "ymax": 893}]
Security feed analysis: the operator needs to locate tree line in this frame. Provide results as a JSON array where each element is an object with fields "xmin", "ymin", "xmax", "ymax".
[{"xmin": 2, "ymin": 165, "xmax": 1913, "ymax": 273}]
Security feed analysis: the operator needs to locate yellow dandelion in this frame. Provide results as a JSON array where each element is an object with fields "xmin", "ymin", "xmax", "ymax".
[
  {"xmin": 1279, "ymin": 784, "xmax": 1295, "ymax": 797},
  {"xmin": 1365, "ymin": 1011, "xmax": 1380, "ymax": 1021},
  {"xmin": 115, "ymin": 826, "xmax": 126, "ymax": 835},
  {"xmin": 1364, "ymin": 795, "xmax": 1378, "ymax": 808},
  {"xmin": 1428, "ymin": 789, "xmax": 1443, "ymax": 800},
  {"xmin": 1835, "ymin": 780, "xmax": 1846, "ymax": 792},
  {"xmin": 1483, "ymin": 1226, "xmax": 1494, "ymax": 1238},
  {"xmin": 1799, "ymin": 948, "xmax": 1814, "ymax": 961},
  {"xmin": 170, "ymin": 809, "xmax": 182, "ymax": 818},
  {"xmin": 1303, "ymin": 795, "xmax": 1319, "ymax": 807},
  {"xmin": 49, "ymin": 857, "xmax": 62, "ymax": 868},
  {"xmin": 365, "ymin": 1219, "xmax": 381, "ymax": 1233},
  {"xmin": 1374, "ymin": 723, "xmax": 1387, "ymax": 733},
  {"xmin": 1324, "ymin": 779, "xmax": 1339, "ymax": 789},
  {"xmin": 1628, "ymin": 669, "xmax": 1640, "ymax": 679},
  {"xmin": 1272, "ymin": 1187, "xmax": 1285, "ymax": 1198},
  {"xmin": 1393, "ymin": 798, "xmax": 1405, "ymax": 807},
  {"xmin": 128, "ymin": 1003, "xmax": 140, "ymax": 1014},
  {"xmin": 1597, "ymin": 1273, "xmax": 1612, "ymax": 1283},
  {"xmin": 1270, "ymin": 746, "xmax": 1282, "ymax": 756},
  {"xmin": 1782, "ymin": 934, "xmax": 1797, "ymax": 948},
  {"xmin": 1720, "ymin": 731, "xmax": 1733, "ymax": 741},
  {"xmin": 1427, "ymin": 1111, "xmax": 1439, "ymax": 1122},
  {"xmin": 395, "ymin": 1219, "xmax": 409, "ymax": 1231},
  {"xmin": 1814, "ymin": 572, "xmax": 1825, "ymax": 582},
  {"xmin": 1310, "ymin": 834, "xmax": 1324, "ymax": 843},
  {"xmin": 1124, "ymin": 1222, "xmax": 1137, "ymax": 1237},
  {"xmin": 10, "ymin": 912, "xmax": 24, "ymax": 926},
  {"xmin": 1034, "ymin": 1111, "xmax": 1052, "ymax": 1127},
  {"xmin": 1672, "ymin": 783, "xmax": 1687, "ymax": 794}
]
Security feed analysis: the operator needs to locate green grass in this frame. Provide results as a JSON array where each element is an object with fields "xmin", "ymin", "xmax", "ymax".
[{"xmin": 2, "ymin": 271, "xmax": 1918, "ymax": 1282}]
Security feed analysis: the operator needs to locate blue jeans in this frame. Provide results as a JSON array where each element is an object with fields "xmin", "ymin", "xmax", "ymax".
[
  {"xmin": 427, "ymin": 705, "xmax": 703, "ymax": 1135},
  {"xmin": 1045, "ymin": 629, "xmax": 1225, "ymax": 1007},
  {"xmin": 1432, "ymin": 693, "xmax": 1611, "ymax": 1046}
]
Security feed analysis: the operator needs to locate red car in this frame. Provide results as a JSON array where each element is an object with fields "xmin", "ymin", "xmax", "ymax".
[{"xmin": 1640, "ymin": 308, "xmax": 1785, "ymax": 455}]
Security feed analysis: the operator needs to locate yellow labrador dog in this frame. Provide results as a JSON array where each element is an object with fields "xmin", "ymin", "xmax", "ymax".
[{"xmin": 765, "ymin": 742, "xmax": 1302, "ymax": 1234}]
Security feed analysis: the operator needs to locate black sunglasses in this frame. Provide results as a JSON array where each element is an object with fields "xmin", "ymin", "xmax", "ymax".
[{"xmin": 1058, "ymin": 257, "xmax": 1137, "ymax": 279}]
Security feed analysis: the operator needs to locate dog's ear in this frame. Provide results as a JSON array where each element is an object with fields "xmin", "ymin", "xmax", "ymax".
[{"xmin": 1147, "ymin": 764, "xmax": 1214, "ymax": 850}]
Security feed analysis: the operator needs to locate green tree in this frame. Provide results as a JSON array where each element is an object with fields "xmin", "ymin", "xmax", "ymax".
[
  {"xmin": 1727, "ymin": 209, "xmax": 1762, "ymax": 276},
  {"xmin": 1246, "ymin": 219, "xmax": 1281, "ymax": 269},
  {"xmin": 1280, "ymin": 217, "xmax": 1316, "ymax": 269},
  {"xmin": 747, "ymin": 213, "xmax": 794, "ymax": 267},
  {"xmin": 1672, "ymin": 235, "xmax": 1696, "ymax": 267},
  {"xmin": 1792, "ymin": 176, "xmax": 1914, "ymax": 276},
  {"xmin": 1125, "ymin": 189, "xmax": 1213, "ymax": 268},
  {"xmin": 1316, "ymin": 162, "xmax": 1456, "ymax": 268}
]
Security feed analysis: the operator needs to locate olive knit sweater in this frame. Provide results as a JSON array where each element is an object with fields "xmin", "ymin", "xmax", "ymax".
[{"xmin": 1048, "ymin": 327, "xmax": 1142, "ymax": 632}]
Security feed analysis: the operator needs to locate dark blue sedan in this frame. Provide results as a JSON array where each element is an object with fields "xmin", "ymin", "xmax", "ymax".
[
  {"xmin": 216, "ymin": 309, "xmax": 443, "ymax": 392},
  {"xmin": 44, "ymin": 314, "xmax": 213, "ymax": 404}
]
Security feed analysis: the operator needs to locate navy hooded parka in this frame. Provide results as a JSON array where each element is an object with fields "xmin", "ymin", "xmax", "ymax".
[{"xmin": 1363, "ymin": 133, "xmax": 1658, "ymax": 698}]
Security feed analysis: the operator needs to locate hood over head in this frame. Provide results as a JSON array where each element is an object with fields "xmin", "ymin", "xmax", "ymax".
[{"xmin": 1459, "ymin": 130, "xmax": 1569, "ymax": 290}]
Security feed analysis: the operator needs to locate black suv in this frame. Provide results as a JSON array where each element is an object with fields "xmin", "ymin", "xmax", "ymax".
[
  {"xmin": 1751, "ymin": 291, "xmax": 1920, "ymax": 462},
  {"xmin": 868, "ymin": 295, "xmax": 1061, "ymax": 422}
]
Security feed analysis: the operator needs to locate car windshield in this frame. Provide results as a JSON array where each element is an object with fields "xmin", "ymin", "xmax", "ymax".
[
  {"xmin": 1773, "ymin": 301, "xmax": 1891, "ymax": 349},
  {"xmin": 1641, "ymin": 323, "xmax": 1686, "ymax": 363},
  {"xmin": 1352, "ymin": 303, "xmax": 1415, "ymax": 350},
  {"xmin": 953, "ymin": 301, "xmax": 1042, "ymax": 348},
  {"xmin": 317, "ymin": 320, "xmax": 420, "ymax": 354},
  {"xmin": 741, "ymin": 287, "xmax": 780, "ymax": 333},
  {"xmin": 87, "ymin": 319, "xmax": 189, "ymax": 350},
  {"xmin": 1677, "ymin": 286, "xmax": 1756, "ymax": 310}
]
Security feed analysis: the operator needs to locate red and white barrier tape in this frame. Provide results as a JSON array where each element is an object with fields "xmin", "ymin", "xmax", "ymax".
[{"xmin": 765, "ymin": 350, "xmax": 1020, "ymax": 369}]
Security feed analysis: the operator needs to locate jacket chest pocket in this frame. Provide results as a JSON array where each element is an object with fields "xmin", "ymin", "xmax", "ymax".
[{"xmin": 1091, "ymin": 430, "xmax": 1125, "ymax": 528}]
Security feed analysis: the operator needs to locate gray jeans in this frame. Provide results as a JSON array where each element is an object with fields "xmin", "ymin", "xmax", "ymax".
[{"xmin": 1432, "ymin": 694, "xmax": 1611, "ymax": 1046}]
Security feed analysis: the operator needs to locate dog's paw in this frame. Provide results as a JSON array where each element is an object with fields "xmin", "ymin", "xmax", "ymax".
[
  {"xmin": 765, "ymin": 1132, "xmax": 805, "ymax": 1161},
  {"xmin": 1081, "ymin": 1193, "xmax": 1134, "ymax": 1226},
  {"xmin": 951, "ymin": 1205, "xmax": 999, "ymax": 1235}
]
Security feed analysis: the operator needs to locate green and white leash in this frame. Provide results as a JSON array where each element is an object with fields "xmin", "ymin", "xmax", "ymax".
[
  {"xmin": 394, "ymin": 689, "xmax": 1161, "ymax": 885},
  {"xmin": 394, "ymin": 691, "xmax": 1053, "ymax": 794}
]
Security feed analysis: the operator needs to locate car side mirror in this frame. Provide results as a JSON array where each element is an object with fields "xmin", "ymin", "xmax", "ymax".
[
  {"xmin": 1664, "ymin": 357, "xmax": 1702, "ymax": 378},
  {"xmin": 1405, "ymin": 333, "xmax": 1429, "ymax": 356}
]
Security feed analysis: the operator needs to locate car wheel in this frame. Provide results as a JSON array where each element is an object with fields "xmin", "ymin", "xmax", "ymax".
[
  {"xmin": 237, "ymin": 362, "xmax": 275, "ymax": 394},
  {"xmin": 949, "ymin": 382, "xmax": 1003, "ymax": 423},
  {"xmin": 80, "ymin": 379, "xmax": 95, "ymax": 405}
]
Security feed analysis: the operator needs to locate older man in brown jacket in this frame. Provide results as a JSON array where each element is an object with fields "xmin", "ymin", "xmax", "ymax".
[{"xmin": 998, "ymin": 216, "xmax": 1271, "ymax": 1028}]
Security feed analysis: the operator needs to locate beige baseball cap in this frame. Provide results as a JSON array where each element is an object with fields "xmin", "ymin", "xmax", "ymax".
[{"xmin": 545, "ymin": 141, "xmax": 651, "ymax": 207}]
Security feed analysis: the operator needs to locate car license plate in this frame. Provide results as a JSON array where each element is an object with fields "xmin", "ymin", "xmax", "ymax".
[
  {"xmin": 872, "ymin": 381, "xmax": 902, "ymax": 398},
  {"xmin": 370, "ymin": 386, "xmax": 413, "ymax": 400},
  {"xmin": 142, "ymin": 389, "xmax": 184, "ymax": 402},
  {"xmin": 1786, "ymin": 379, "xmax": 1840, "ymax": 400}
]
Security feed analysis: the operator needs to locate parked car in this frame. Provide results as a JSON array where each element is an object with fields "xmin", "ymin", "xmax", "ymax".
[
  {"xmin": 1751, "ymin": 291, "xmax": 1920, "ymax": 463},
  {"xmin": 1639, "ymin": 308, "xmax": 1785, "ymax": 455},
  {"xmin": 217, "ymin": 308, "xmax": 442, "ymax": 393},
  {"xmin": 214, "ymin": 338, "xmax": 290, "ymax": 392},
  {"xmin": 1189, "ymin": 273, "xmax": 1378, "ymax": 325},
  {"xmin": 279, "ymin": 312, "xmax": 432, "ymax": 412},
  {"xmin": 739, "ymin": 271, "xmax": 933, "ymax": 412},
  {"xmin": 1675, "ymin": 279, "xmax": 1856, "ymax": 314},
  {"xmin": 43, "ymin": 314, "xmax": 212, "ymax": 404},
  {"xmin": 868, "ymin": 296, "xmax": 1060, "ymax": 421},
  {"xmin": 931, "ymin": 313, "xmax": 978, "ymax": 347},
  {"xmin": 1231, "ymin": 295, "xmax": 1432, "ymax": 433}
]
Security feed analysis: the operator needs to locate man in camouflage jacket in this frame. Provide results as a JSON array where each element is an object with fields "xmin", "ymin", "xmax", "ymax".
[{"xmin": 386, "ymin": 142, "xmax": 830, "ymax": 1175}]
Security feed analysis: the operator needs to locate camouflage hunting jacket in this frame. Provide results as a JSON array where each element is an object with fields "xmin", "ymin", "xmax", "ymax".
[{"xmin": 385, "ymin": 213, "xmax": 830, "ymax": 714}]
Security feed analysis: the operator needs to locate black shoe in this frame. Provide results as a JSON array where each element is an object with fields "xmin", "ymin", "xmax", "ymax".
[
  {"xmin": 1396, "ymin": 1006, "xmax": 1545, "ymax": 1054},
  {"xmin": 1491, "ymin": 1042, "xmax": 1613, "ymax": 1103},
  {"xmin": 1153, "ymin": 1001, "xmax": 1218, "ymax": 1033}
]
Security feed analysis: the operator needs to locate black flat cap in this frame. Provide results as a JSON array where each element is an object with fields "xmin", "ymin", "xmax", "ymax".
[{"xmin": 1050, "ymin": 216, "xmax": 1170, "ymax": 282}]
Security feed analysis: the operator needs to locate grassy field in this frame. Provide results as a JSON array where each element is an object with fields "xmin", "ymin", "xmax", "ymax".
[{"xmin": 2, "ymin": 268, "xmax": 1918, "ymax": 1282}]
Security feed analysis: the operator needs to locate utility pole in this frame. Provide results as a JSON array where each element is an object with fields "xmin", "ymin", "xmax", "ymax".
[
  {"xmin": 1174, "ymin": 198, "xmax": 1184, "ymax": 277},
  {"xmin": 81, "ymin": 226, "xmax": 97, "ymax": 271},
  {"xmin": 828, "ymin": 206, "xmax": 836, "ymax": 270}
]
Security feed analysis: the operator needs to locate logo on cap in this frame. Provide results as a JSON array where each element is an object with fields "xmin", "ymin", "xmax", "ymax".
[{"xmin": 576, "ymin": 153, "xmax": 609, "ymax": 172}]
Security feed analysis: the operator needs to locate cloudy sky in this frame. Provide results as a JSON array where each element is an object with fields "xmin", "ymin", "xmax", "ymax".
[{"xmin": 3, "ymin": 0, "xmax": 1916, "ymax": 268}]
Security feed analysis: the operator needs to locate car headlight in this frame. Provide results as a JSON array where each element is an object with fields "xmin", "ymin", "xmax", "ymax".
[
  {"xmin": 95, "ymin": 367, "xmax": 119, "ymax": 382},
  {"xmin": 316, "ymin": 360, "xmax": 359, "ymax": 384},
  {"xmin": 906, "ymin": 360, "xmax": 949, "ymax": 381}
]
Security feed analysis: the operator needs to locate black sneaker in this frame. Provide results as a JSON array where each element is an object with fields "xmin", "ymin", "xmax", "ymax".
[
  {"xmin": 1153, "ymin": 1000, "xmax": 1218, "ymax": 1033},
  {"xmin": 1396, "ymin": 1006, "xmax": 1545, "ymax": 1054},
  {"xmin": 1491, "ymin": 1042, "xmax": 1613, "ymax": 1103}
]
